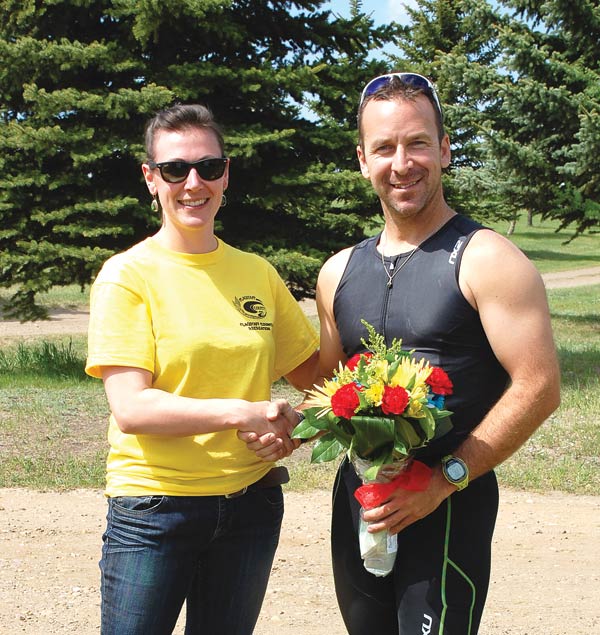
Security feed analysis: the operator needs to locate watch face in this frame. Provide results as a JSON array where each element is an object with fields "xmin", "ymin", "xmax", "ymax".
[{"xmin": 447, "ymin": 460, "xmax": 466, "ymax": 481}]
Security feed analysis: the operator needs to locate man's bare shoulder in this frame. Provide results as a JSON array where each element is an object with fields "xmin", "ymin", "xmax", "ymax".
[
  {"xmin": 461, "ymin": 228, "xmax": 545, "ymax": 302},
  {"xmin": 318, "ymin": 246, "xmax": 355, "ymax": 282},
  {"xmin": 317, "ymin": 246, "xmax": 355, "ymax": 314},
  {"xmin": 464, "ymin": 228, "xmax": 538, "ymax": 270}
]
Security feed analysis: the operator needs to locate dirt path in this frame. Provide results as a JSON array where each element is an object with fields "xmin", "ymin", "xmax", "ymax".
[
  {"xmin": 541, "ymin": 265, "xmax": 600, "ymax": 288},
  {"xmin": 1, "ymin": 487, "xmax": 599, "ymax": 634}
]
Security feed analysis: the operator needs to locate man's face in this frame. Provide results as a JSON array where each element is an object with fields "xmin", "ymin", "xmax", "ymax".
[{"xmin": 357, "ymin": 95, "xmax": 450, "ymax": 222}]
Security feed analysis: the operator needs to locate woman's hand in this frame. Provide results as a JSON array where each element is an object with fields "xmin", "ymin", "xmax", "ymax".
[
  {"xmin": 237, "ymin": 401, "xmax": 303, "ymax": 461},
  {"xmin": 101, "ymin": 366, "xmax": 301, "ymax": 446}
]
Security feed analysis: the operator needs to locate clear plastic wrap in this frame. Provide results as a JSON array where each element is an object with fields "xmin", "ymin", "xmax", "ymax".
[{"xmin": 351, "ymin": 454, "xmax": 413, "ymax": 577}]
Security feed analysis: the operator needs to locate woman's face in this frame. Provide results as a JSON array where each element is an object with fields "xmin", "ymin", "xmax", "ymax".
[{"xmin": 142, "ymin": 127, "xmax": 229, "ymax": 249}]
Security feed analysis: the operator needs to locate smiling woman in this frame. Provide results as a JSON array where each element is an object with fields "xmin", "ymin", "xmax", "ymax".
[
  {"xmin": 83, "ymin": 103, "xmax": 319, "ymax": 634},
  {"xmin": 141, "ymin": 108, "xmax": 230, "ymax": 253}
]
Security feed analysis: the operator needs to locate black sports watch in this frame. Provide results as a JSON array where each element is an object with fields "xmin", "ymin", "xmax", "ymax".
[{"xmin": 441, "ymin": 455, "xmax": 469, "ymax": 491}]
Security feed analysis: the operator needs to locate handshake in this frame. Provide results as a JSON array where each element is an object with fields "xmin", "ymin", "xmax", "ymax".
[{"xmin": 236, "ymin": 398, "xmax": 304, "ymax": 462}]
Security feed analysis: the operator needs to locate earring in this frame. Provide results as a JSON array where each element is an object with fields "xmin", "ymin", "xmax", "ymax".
[
  {"xmin": 220, "ymin": 194, "xmax": 227, "ymax": 208},
  {"xmin": 151, "ymin": 196, "xmax": 159, "ymax": 212}
]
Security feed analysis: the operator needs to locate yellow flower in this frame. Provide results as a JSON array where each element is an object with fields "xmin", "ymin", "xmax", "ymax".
[
  {"xmin": 411, "ymin": 383, "xmax": 428, "ymax": 401},
  {"xmin": 389, "ymin": 356, "xmax": 432, "ymax": 388},
  {"xmin": 405, "ymin": 384, "xmax": 428, "ymax": 417},
  {"xmin": 363, "ymin": 381, "xmax": 384, "ymax": 407},
  {"xmin": 368, "ymin": 359, "xmax": 389, "ymax": 383},
  {"xmin": 304, "ymin": 378, "xmax": 339, "ymax": 417}
]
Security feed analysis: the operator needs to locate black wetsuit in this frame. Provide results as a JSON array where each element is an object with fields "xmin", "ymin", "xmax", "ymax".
[{"xmin": 331, "ymin": 215, "xmax": 509, "ymax": 634}]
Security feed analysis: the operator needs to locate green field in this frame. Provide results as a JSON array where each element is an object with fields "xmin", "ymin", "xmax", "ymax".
[{"xmin": 0, "ymin": 218, "xmax": 598, "ymax": 493}]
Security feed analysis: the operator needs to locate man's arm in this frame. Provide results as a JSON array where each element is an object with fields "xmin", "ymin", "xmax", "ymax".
[
  {"xmin": 364, "ymin": 230, "xmax": 561, "ymax": 534},
  {"xmin": 237, "ymin": 249, "xmax": 352, "ymax": 461},
  {"xmin": 283, "ymin": 350, "xmax": 320, "ymax": 392},
  {"xmin": 450, "ymin": 229, "xmax": 561, "ymax": 477},
  {"xmin": 316, "ymin": 247, "xmax": 354, "ymax": 378}
]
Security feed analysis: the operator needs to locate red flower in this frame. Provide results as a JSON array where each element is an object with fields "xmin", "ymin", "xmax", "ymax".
[
  {"xmin": 331, "ymin": 382, "xmax": 362, "ymax": 419},
  {"xmin": 381, "ymin": 385, "xmax": 409, "ymax": 415},
  {"xmin": 346, "ymin": 351, "xmax": 373, "ymax": 371},
  {"xmin": 426, "ymin": 367, "xmax": 453, "ymax": 395}
]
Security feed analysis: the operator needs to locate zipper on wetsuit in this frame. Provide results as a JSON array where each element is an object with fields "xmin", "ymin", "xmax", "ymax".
[{"xmin": 379, "ymin": 255, "xmax": 397, "ymax": 343}]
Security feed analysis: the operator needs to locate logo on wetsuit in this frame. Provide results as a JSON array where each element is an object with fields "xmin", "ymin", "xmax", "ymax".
[
  {"xmin": 421, "ymin": 613, "xmax": 433, "ymax": 634},
  {"xmin": 448, "ymin": 238, "xmax": 464, "ymax": 265}
]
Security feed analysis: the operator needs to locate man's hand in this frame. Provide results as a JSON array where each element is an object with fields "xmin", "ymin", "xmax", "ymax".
[{"xmin": 361, "ymin": 469, "xmax": 454, "ymax": 535}]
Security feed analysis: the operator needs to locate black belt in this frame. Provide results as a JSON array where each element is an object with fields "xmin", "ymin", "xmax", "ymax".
[{"xmin": 224, "ymin": 466, "xmax": 290, "ymax": 499}]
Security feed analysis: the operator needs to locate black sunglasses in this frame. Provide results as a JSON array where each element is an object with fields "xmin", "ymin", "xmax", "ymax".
[
  {"xmin": 359, "ymin": 72, "xmax": 443, "ymax": 120},
  {"xmin": 148, "ymin": 157, "xmax": 228, "ymax": 183}
]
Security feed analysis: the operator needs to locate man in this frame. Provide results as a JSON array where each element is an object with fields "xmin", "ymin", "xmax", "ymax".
[{"xmin": 316, "ymin": 73, "xmax": 561, "ymax": 634}]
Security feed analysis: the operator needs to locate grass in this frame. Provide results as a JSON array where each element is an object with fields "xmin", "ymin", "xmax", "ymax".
[
  {"xmin": 493, "ymin": 285, "xmax": 600, "ymax": 494},
  {"xmin": 0, "ymin": 338, "xmax": 89, "ymax": 381},
  {"xmin": 487, "ymin": 217, "xmax": 600, "ymax": 273},
  {"xmin": 0, "ymin": 217, "xmax": 598, "ymax": 493}
]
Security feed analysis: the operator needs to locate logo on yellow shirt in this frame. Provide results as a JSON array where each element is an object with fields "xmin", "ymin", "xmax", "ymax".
[
  {"xmin": 234, "ymin": 296, "xmax": 273, "ymax": 331},
  {"xmin": 233, "ymin": 296, "xmax": 267, "ymax": 320}
]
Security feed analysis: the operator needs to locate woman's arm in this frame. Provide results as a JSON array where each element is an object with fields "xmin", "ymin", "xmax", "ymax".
[{"xmin": 102, "ymin": 366, "xmax": 298, "ymax": 454}]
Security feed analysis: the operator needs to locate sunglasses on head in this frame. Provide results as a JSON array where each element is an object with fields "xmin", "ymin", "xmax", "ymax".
[
  {"xmin": 148, "ymin": 157, "xmax": 228, "ymax": 183},
  {"xmin": 359, "ymin": 72, "xmax": 443, "ymax": 120}
]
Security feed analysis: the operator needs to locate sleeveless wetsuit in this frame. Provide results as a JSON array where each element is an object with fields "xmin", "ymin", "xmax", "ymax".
[{"xmin": 331, "ymin": 215, "xmax": 508, "ymax": 634}]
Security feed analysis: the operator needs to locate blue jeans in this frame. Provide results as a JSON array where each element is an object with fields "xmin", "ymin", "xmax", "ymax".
[{"xmin": 100, "ymin": 487, "xmax": 284, "ymax": 635}]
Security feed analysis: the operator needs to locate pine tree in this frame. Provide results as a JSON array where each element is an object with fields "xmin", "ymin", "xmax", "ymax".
[
  {"xmin": 487, "ymin": 0, "xmax": 600, "ymax": 233},
  {"xmin": 0, "ymin": 0, "xmax": 394, "ymax": 320}
]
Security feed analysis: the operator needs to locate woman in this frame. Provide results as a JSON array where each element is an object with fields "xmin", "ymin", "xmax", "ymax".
[{"xmin": 86, "ymin": 103, "xmax": 319, "ymax": 635}]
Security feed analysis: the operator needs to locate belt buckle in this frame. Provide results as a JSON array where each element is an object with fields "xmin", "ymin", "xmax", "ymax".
[{"xmin": 225, "ymin": 486, "xmax": 248, "ymax": 499}]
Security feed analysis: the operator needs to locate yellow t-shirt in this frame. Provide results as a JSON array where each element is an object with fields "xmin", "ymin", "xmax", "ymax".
[{"xmin": 86, "ymin": 237, "xmax": 318, "ymax": 497}]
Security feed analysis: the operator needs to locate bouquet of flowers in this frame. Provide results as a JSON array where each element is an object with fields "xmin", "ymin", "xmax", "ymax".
[{"xmin": 292, "ymin": 321, "xmax": 453, "ymax": 576}]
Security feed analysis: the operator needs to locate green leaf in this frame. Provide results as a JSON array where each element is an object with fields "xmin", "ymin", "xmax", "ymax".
[
  {"xmin": 306, "ymin": 409, "xmax": 332, "ymax": 427},
  {"xmin": 290, "ymin": 418, "xmax": 322, "ymax": 440},
  {"xmin": 350, "ymin": 415, "xmax": 396, "ymax": 456},
  {"xmin": 393, "ymin": 436, "xmax": 409, "ymax": 457},
  {"xmin": 311, "ymin": 434, "xmax": 345, "ymax": 464},
  {"xmin": 386, "ymin": 357, "xmax": 402, "ymax": 382},
  {"xmin": 329, "ymin": 420, "xmax": 354, "ymax": 447},
  {"xmin": 431, "ymin": 415, "xmax": 453, "ymax": 440},
  {"xmin": 395, "ymin": 416, "xmax": 423, "ymax": 448},
  {"xmin": 354, "ymin": 355, "xmax": 372, "ymax": 383},
  {"xmin": 357, "ymin": 390, "xmax": 371, "ymax": 411},
  {"xmin": 417, "ymin": 408, "xmax": 436, "ymax": 440},
  {"xmin": 362, "ymin": 451, "xmax": 393, "ymax": 481}
]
